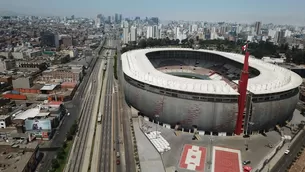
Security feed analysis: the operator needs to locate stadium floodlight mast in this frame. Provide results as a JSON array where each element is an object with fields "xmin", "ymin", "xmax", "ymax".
[
  {"xmin": 235, "ymin": 42, "xmax": 250, "ymax": 135},
  {"xmin": 207, "ymin": 136, "xmax": 214, "ymax": 170}
]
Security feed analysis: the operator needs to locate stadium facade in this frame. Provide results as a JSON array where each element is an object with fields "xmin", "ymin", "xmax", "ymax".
[{"xmin": 121, "ymin": 48, "xmax": 302, "ymax": 135}]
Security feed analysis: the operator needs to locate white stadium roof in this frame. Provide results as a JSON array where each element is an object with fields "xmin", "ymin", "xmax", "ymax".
[{"xmin": 121, "ymin": 48, "xmax": 302, "ymax": 95}]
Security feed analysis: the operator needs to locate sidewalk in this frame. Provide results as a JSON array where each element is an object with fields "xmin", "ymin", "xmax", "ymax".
[
  {"xmin": 132, "ymin": 110, "xmax": 165, "ymax": 172},
  {"xmin": 260, "ymin": 130, "xmax": 302, "ymax": 172}
]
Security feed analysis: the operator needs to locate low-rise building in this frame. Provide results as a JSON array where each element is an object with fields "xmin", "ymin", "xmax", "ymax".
[
  {"xmin": 40, "ymin": 65, "xmax": 83, "ymax": 83},
  {"xmin": 12, "ymin": 77, "xmax": 34, "ymax": 89},
  {"xmin": 0, "ymin": 141, "xmax": 41, "ymax": 172},
  {"xmin": 12, "ymin": 103, "xmax": 65, "ymax": 140},
  {"xmin": 0, "ymin": 58, "xmax": 15, "ymax": 72},
  {"xmin": 15, "ymin": 60, "xmax": 46, "ymax": 69},
  {"xmin": 0, "ymin": 115, "xmax": 11, "ymax": 128},
  {"xmin": 0, "ymin": 76, "xmax": 13, "ymax": 85}
]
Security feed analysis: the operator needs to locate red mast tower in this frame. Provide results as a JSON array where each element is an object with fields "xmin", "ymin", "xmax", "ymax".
[{"xmin": 234, "ymin": 45, "xmax": 250, "ymax": 135}]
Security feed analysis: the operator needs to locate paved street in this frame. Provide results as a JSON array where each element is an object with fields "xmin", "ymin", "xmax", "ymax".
[
  {"xmin": 66, "ymin": 42, "xmax": 108, "ymax": 172},
  {"xmin": 99, "ymin": 52, "xmax": 114, "ymax": 172},
  {"xmin": 37, "ymin": 39, "xmax": 106, "ymax": 172},
  {"xmin": 271, "ymin": 130, "xmax": 305, "ymax": 172},
  {"xmin": 116, "ymin": 37, "xmax": 137, "ymax": 172}
]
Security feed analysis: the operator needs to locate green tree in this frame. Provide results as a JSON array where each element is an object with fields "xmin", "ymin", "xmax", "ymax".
[
  {"xmin": 51, "ymin": 159, "xmax": 60, "ymax": 169},
  {"xmin": 138, "ymin": 39, "xmax": 147, "ymax": 48}
]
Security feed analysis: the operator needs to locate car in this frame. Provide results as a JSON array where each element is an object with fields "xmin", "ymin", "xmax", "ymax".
[
  {"xmin": 116, "ymin": 159, "xmax": 120, "ymax": 165},
  {"xmin": 243, "ymin": 160, "xmax": 251, "ymax": 165},
  {"xmin": 285, "ymin": 150, "xmax": 290, "ymax": 155}
]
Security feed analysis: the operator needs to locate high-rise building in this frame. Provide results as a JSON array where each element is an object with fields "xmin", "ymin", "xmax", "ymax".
[
  {"xmin": 274, "ymin": 30, "xmax": 285, "ymax": 44},
  {"xmin": 152, "ymin": 25, "xmax": 159, "ymax": 39},
  {"xmin": 284, "ymin": 30, "xmax": 292, "ymax": 37},
  {"xmin": 130, "ymin": 26, "xmax": 137, "ymax": 42},
  {"xmin": 151, "ymin": 17, "xmax": 159, "ymax": 25},
  {"xmin": 175, "ymin": 27, "xmax": 180, "ymax": 39},
  {"xmin": 119, "ymin": 14, "xmax": 122, "ymax": 22},
  {"xmin": 146, "ymin": 26, "xmax": 153, "ymax": 38},
  {"xmin": 107, "ymin": 16, "xmax": 111, "ymax": 23},
  {"xmin": 189, "ymin": 25, "xmax": 193, "ymax": 33},
  {"xmin": 115, "ymin": 13, "xmax": 119, "ymax": 23},
  {"xmin": 255, "ymin": 21, "xmax": 262, "ymax": 35},
  {"xmin": 40, "ymin": 31, "xmax": 59, "ymax": 48},
  {"xmin": 95, "ymin": 15, "xmax": 101, "ymax": 28},
  {"xmin": 268, "ymin": 29, "xmax": 277, "ymax": 39},
  {"xmin": 191, "ymin": 24, "xmax": 198, "ymax": 33},
  {"xmin": 123, "ymin": 27, "xmax": 129, "ymax": 44}
]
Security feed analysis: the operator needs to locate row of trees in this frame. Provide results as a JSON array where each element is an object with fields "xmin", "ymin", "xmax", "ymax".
[
  {"xmin": 50, "ymin": 120, "xmax": 78, "ymax": 172},
  {"xmin": 122, "ymin": 38, "xmax": 305, "ymax": 64}
]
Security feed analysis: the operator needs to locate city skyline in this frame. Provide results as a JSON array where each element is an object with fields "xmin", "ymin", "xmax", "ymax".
[{"xmin": 0, "ymin": 0, "xmax": 305, "ymax": 25}]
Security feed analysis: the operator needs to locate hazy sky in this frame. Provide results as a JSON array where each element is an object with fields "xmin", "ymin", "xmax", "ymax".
[{"xmin": 1, "ymin": 0, "xmax": 305, "ymax": 25}]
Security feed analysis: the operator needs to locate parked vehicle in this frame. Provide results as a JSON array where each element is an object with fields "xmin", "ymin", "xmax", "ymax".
[{"xmin": 243, "ymin": 160, "xmax": 251, "ymax": 165}]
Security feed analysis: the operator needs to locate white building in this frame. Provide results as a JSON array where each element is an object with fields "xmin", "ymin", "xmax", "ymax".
[
  {"xmin": 130, "ymin": 26, "xmax": 137, "ymax": 42},
  {"xmin": 210, "ymin": 27, "xmax": 218, "ymax": 40},
  {"xmin": 175, "ymin": 27, "xmax": 180, "ymax": 39},
  {"xmin": 123, "ymin": 27, "xmax": 129, "ymax": 44},
  {"xmin": 284, "ymin": 30, "xmax": 292, "ymax": 37},
  {"xmin": 191, "ymin": 24, "xmax": 198, "ymax": 33},
  {"xmin": 146, "ymin": 26, "xmax": 153, "ymax": 38},
  {"xmin": 95, "ymin": 17, "xmax": 101, "ymax": 28},
  {"xmin": 268, "ymin": 29, "xmax": 277, "ymax": 39}
]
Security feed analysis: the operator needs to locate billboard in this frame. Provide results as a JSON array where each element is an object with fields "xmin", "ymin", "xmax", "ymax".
[{"xmin": 25, "ymin": 119, "xmax": 52, "ymax": 131}]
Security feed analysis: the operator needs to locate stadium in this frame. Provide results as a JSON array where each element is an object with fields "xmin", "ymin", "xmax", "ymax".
[{"xmin": 121, "ymin": 48, "xmax": 302, "ymax": 135}]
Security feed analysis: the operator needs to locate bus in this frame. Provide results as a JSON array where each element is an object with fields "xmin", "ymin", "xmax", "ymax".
[
  {"xmin": 97, "ymin": 116, "xmax": 102, "ymax": 123},
  {"xmin": 97, "ymin": 112, "xmax": 102, "ymax": 124}
]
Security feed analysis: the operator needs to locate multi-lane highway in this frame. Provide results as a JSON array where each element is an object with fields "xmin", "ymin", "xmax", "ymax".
[
  {"xmin": 37, "ymin": 39, "xmax": 105, "ymax": 172},
  {"xmin": 66, "ymin": 40, "xmax": 109, "ymax": 172},
  {"xmin": 96, "ymin": 33, "xmax": 136, "ymax": 172},
  {"xmin": 116, "ymin": 37, "xmax": 137, "ymax": 172},
  {"xmin": 99, "ymin": 48, "xmax": 114, "ymax": 172}
]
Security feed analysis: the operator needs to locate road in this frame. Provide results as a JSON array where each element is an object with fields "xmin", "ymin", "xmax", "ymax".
[
  {"xmin": 98, "ymin": 48, "xmax": 114, "ymax": 172},
  {"xmin": 271, "ymin": 130, "xmax": 305, "ymax": 172},
  {"xmin": 97, "ymin": 32, "xmax": 136, "ymax": 172},
  {"xmin": 116, "ymin": 36, "xmax": 137, "ymax": 172},
  {"xmin": 37, "ymin": 39, "xmax": 106, "ymax": 172},
  {"xmin": 67, "ymin": 42, "xmax": 109, "ymax": 172}
]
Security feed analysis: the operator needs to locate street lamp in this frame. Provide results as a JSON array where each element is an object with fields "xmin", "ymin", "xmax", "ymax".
[
  {"xmin": 245, "ymin": 122, "xmax": 254, "ymax": 151},
  {"xmin": 207, "ymin": 136, "xmax": 214, "ymax": 169}
]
